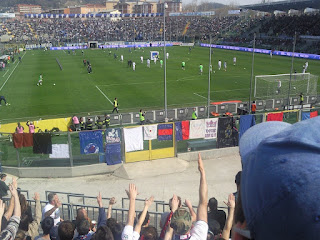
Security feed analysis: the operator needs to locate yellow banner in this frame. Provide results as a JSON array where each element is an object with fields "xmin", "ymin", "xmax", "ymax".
[{"xmin": 0, "ymin": 117, "xmax": 72, "ymax": 133}]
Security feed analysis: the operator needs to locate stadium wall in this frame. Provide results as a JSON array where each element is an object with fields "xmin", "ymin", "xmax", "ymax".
[{"xmin": 200, "ymin": 43, "xmax": 320, "ymax": 60}]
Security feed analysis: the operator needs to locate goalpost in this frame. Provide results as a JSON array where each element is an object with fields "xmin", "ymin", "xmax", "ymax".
[{"xmin": 254, "ymin": 73, "xmax": 318, "ymax": 99}]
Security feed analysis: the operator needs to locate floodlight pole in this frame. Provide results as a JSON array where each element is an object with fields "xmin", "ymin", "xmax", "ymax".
[
  {"xmin": 164, "ymin": 3, "xmax": 168, "ymax": 120},
  {"xmin": 286, "ymin": 32, "xmax": 297, "ymax": 111},
  {"xmin": 249, "ymin": 33, "xmax": 256, "ymax": 114},
  {"xmin": 207, "ymin": 36, "xmax": 212, "ymax": 118}
]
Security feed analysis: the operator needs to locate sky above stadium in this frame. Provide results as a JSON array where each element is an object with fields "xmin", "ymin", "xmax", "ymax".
[{"xmin": 183, "ymin": 0, "xmax": 282, "ymax": 6}]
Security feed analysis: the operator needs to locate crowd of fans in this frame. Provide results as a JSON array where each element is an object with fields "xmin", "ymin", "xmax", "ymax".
[
  {"xmin": 0, "ymin": 16, "xmax": 242, "ymax": 44},
  {"xmin": 1, "ymin": 114, "xmax": 320, "ymax": 240}
]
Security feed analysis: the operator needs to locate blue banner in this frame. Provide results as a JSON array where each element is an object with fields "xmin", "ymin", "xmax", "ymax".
[
  {"xmin": 79, "ymin": 130, "xmax": 104, "ymax": 154},
  {"xmin": 200, "ymin": 43, "xmax": 320, "ymax": 60},
  {"xmin": 105, "ymin": 143, "xmax": 122, "ymax": 165},
  {"xmin": 175, "ymin": 122, "xmax": 183, "ymax": 141}
]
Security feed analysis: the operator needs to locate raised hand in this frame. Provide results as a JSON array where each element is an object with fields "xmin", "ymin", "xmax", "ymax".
[{"xmin": 144, "ymin": 196, "xmax": 154, "ymax": 207}]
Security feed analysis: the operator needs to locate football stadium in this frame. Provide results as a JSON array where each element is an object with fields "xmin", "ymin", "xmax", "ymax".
[{"xmin": 0, "ymin": 0, "xmax": 320, "ymax": 239}]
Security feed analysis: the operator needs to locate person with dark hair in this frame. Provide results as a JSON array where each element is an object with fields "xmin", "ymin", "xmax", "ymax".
[
  {"xmin": 233, "ymin": 171, "xmax": 241, "ymax": 202},
  {"xmin": 19, "ymin": 192, "xmax": 41, "ymax": 240},
  {"xmin": 58, "ymin": 221, "xmax": 74, "ymax": 240},
  {"xmin": 74, "ymin": 219, "xmax": 93, "ymax": 240},
  {"xmin": 106, "ymin": 219, "xmax": 122, "ymax": 240},
  {"xmin": 91, "ymin": 226, "xmax": 114, "ymax": 240},
  {"xmin": 35, "ymin": 216, "xmax": 54, "ymax": 240},
  {"xmin": 137, "ymin": 211, "xmax": 149, "ymax": 228},
  {"xmin": 207, "ymin": 197, "xmax": 226, "ymax": 231},
  {"xmin": 0, "ymin": 174, "xmax": 9, "ymax": 200},
  {"xmin": 140, "ymin": 226, "xmax": 157, "ymax": 240}
]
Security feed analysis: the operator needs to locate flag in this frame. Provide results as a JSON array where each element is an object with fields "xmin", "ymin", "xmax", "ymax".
[
  {"xmin": 106, "ymin": 128, "xmax": 121, "ymax": 144},
  {"xmin": 267, "ymin": 112, "xmax": 283, "ymax": 121},
  {"xmin": 12, "ymin": 133, "xmax": 23, "ymax": 148},
  {"xmin": 49, "ymin": 144, "xmax": 69, "ymax": 158},
  {"xmin": 239, "ymin": 115, "xmax": 256, "ymax": 139},
  {"xmin": 204, "ymin": 118, "xmax": 218, "ymax": 139},
  {"xmin": 217, "ymin": 117, "xmax": 238, "ymax": 148},
  {"xmin": 33, "ymin": 133, "xmax": 52, "ymax": 154},
  {"xmin": 189, "ymin": 120, "xmax": 205, "ymax": 139},
  {"xmin": 12, "ymin": 133, "xmax": 34, "ymax": 148},
  {"xmin": 144, "ymin": 125, "xmax": 158, "ymax": 140},
  {"xmin": 182, "ymin": 22, "xmax": 190, "ymax": 36},
  {"xmin": 310, "ymin": 111, "xmax": 318, "ymax": 118},
  {"xmin": 175, "ymin": 122, "xmax": 183, "ymax": 141},
  {"xmin": 302, "ymin": 111, "xmax": 318, "ymax": 120},
  {"xmin": 181, "ymin": 121, "xmax": 190, "ymax": 140},
  {"xmin": 105, "ymin": 143, "xmax": 122, "ymax": 165},
  {"xmin": 158, "ymin": 123, "xmax": 173, "ymax": 141},
  {"xmin": 302, "ymin": 112, "xmax": 310, "ymax": 120},
  {"xmin": 79, "ymin": 130, "xmax": 103, "ymax": 154},
  {"xmin": 124, "ymin": 127, "xmax": 144, "ymax": 152}
]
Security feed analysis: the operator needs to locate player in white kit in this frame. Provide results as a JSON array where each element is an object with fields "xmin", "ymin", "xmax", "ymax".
[
  {"xmin": 218, "ymin": 60, "xmax": 222, "ymax": 70},
  {"xmin": 140, "ymin": 56, "xmax": 143, "ymax": 63},
  {"xmin": 133, "ymin": 62, "xmax": 136, "ymax": 71}
]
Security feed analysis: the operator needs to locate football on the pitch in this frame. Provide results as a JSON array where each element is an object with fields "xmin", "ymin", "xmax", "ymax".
[
  {"xmin": 293, "ymin": 87, "xmax": 296, "ymax": 90},
  {"xmin": 53, "ymin": 83, "xmax": 56, "ymax": 86}
]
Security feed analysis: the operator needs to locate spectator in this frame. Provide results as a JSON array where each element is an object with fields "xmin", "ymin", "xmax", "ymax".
[
  {"xmin": 237, "ymin": 117, "xmax": 320, "ymax": 239},
  {"xmin": 35, "ymin": 216, "xmax": 54, "ymax": 240},
  {"xmin": 74, "ymin": 219, "xmax": 93, "ymax": 240},
  {"xmin": 0, "ymin": 183, "xmax": 21, "ymax": 240},
  {"xmin": 91, "ymin": 226, "xmax": 113, "ymax": 240},
  {"xmin": 26, "ymin": 121, "xmax": 36, "ymax": 134},
  {"xmin": 207, "ymin": 197, "xmax": 226, "ymax": 231},
  {"xmin": 72, "ymin": 116, "xmax": 80, "ymax": 131},
  {"xmin": 58, "ymin": 221, "xmax": 75, "ymax": 240},
  {"xmin": 121, "ymin": 184, "xmax": 154, "ymax": 240},
  {"xmin": 105, "ymin": 197, "xmax": 122, "ymax": 240},
  {"xmin": 0, "ymin": 174, "xmax": 9, "ymax": 200},
  {"xmin": 42, "ymin": 193, "xmax": 63, "ymax": 226},
  {"xmin": 165, "ymin": 153, "xmax": 208, "ymax": 240},
  {"xmin": 19, "ymin": 193, "xmax": 41, "ymax": 240},
  {"xmin": 233, "ymin": 171, "xmax": 241, "ymax": 202}
]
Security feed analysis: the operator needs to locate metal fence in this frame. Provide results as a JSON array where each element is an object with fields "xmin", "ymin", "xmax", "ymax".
[{"xmin": 0, "ymin": 103, "xmax": 318, "ymax": 168}]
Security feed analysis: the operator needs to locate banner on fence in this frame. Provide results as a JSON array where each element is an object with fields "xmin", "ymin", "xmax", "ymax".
[
  {"xmin": 144, "ymin": 125, "xmax": 158, "ymax": 140},
  {"xmin": 124, "ymin": 127, "xmax": 143, "ymax": 152},
  {"xmin": 204, "ymin": 119, "xmax": 218, "ymax": 139},
  {"xmin": 106, "ymin": 128, "xmax": 121, "ymax": 144},
  {"xmin": 217, "ymin": 117, "xmax": 237, "ymax": 148},
  {"xmin": 33, "ymin": 133, "xmax": 52, "ymax": 154},
  {"xmin": 239, "ymin": 115, "xmax": 256, "ymax": 139},
  {"xmin": 49, "ymin": 144, "xmax": 69, "ymax": 158},
  {"xmin": 79, "ymin": 130, "xmax": 104, "ymax": 154},
  {"xmin": 157, "ymin": 124, "xmax": 173, "ymax": 141},
  {"xmin": 105, "ymin": 143, "xmax": 122, "ymax": 165},
  {"xmin": 189, "ymin": 120, "xmax": 205, "ymax": 139}
]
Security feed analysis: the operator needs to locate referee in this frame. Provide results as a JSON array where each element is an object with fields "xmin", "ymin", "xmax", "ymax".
[{"xmin": 112, "ymin": 98, "xmax": 119, "ymax": 113}]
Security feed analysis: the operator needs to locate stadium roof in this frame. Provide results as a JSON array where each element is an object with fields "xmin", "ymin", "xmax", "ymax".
[{"xmin": 241, "ymin": 0, "xmax": 320, "ymax": 12}]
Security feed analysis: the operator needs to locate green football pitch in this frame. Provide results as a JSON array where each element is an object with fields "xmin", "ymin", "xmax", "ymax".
[{"xmin": 0, "ymin": 46, "xmax": 319, "ymax": 123}]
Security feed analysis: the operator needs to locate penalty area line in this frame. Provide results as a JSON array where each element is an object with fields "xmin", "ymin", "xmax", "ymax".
[
  {"xmin": 95, "ymin": 85, "xmax": 113, "ymax": 105},
  {"xmin": 193, "ymin": 93, "xmax": 207, "ymax": 100}
]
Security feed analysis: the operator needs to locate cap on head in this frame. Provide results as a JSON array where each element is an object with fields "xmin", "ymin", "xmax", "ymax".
[
  {"xmin": 239, "ymin": 116, "xmax": 320, "ymax": 239},
  {"xmin": 170, "ymin": 208, "xmax": 192, "ymax": 235}
]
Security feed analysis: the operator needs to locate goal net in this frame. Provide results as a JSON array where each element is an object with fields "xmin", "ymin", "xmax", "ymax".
[{"xmin": 254, "ymin": 73, "xmax": 318, "ymax": 99}]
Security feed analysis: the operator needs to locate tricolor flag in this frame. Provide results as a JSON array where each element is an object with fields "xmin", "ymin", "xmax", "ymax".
[{"xmin": 158, "ymin": 123, "xmax": 173, "ymax": 141}]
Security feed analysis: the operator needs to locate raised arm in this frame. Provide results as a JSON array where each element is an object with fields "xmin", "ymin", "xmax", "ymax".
[
  {"xmin": 221, "ymin": 194, "xmax": 235, "ymax": 240},
  {"xmin": 134, "ymin": 196, "xmax": 154, "ymax": 234},
  {"xmin": 197, "ymin": 153, "xmax": 208, "ymax": 223},
  {"xmin": 9, "ymin": 184, "xmax": 20, "ymax": 217},
  {"xmin": 107, "ymin": 197, "xmax": 116, "ymax": 219},
  {"xmin": 125, "ymin": 184, "xmax": 138, "ymax": 227},
  {"xmin": 0, "ymin": 199, "xmax": 5, "ymax": 230},
  {"xmin": 4, "ymin": 195, "xmax": 14, "ymax": 221},
  {"xmin": 27, "ymin": 193, "xmax": 42, "ymax": 238},
  {"xmin": 184, "ymin": 199, "xmax": 196, "ymax": 223},
  {"xmin": 164, "ymin": 195, "xmax": 179, "ymax": 240},
  {"xmin": 97, "ymin": 192, "xmax": 107, "ymax": 228}
]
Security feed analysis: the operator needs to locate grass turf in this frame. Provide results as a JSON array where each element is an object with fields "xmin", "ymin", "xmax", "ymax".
[{"xmin": 0, "ymin": 46, "xmax": 319, "ymax": 123}]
